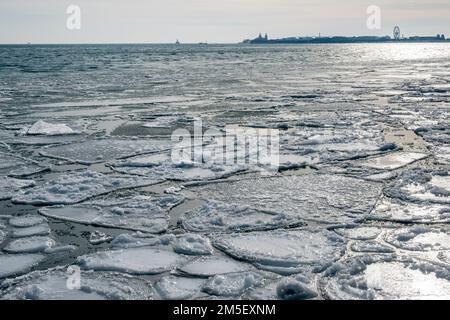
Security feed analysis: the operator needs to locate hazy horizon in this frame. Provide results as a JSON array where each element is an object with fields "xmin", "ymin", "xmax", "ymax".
[{"xmin": 1, "ymin": 0, "xmax": 450, "ymax": 44}]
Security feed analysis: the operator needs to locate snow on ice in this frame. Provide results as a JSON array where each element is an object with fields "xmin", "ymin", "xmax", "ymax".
[
  {"xmin": 40, "ymin": 139, "xmax": 171, "ymax": 164},
  {"xmin": 0, "ymin": 177, "xmax": 35, "ymax": 200},
  {"xmin": 321, "ymin": 255, "xmax": 450, "ymax": 300},
  {"xmin": 39, "ymin": 194, "xmax": 183, "ymax": 233},
  {"xmin": 0, "ymin": 268, "xmax": 154, "ymax": 300},
  {"xmin": 172, "ymin": 234, "xmax": 214, "ymax": 256},
  {"xmin": 213, "ymin": 228, "xmax": 346, "ymax": 275},
  {"xmin": 12, "ymin": 171, "xmax": 158, "ymax": 205},
  {"xmin": 181, "ymin": 200, "xmax": 304, "ymax": 233},
  {"xmin": 78, "ymin": 247, "xmax": 187, "ymax": 275},
  {"xmin": 177, "ymin": 256, "xmax": 250, "ymax": 278},
  {"xmin": 188, "ymin": 174, "xmax": 382, "ymax": 224}
]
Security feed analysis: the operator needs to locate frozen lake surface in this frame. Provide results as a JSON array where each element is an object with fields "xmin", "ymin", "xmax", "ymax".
[{"xmin": 0, "ymin": 43, "xmax": 449, "ymax": 300}]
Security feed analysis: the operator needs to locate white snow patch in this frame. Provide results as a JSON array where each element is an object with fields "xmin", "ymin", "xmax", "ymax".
[
  {"xmin": 25, "ymin": 120, "xmax": 77, "ymax": 136},
  {"xmin": 332, "ymin": 226, "xmax": 381, "ymax": 240},
  {"xmin": 385, "ymin": 227, "xmax": 450, "ymax": 252},
  {"xmin": 322, "ymin": 255, "xmax": 450, "ymax": 300},
  {"xmin": 172, "ymin": 234, "xmax": 213, "ymax": 256}
]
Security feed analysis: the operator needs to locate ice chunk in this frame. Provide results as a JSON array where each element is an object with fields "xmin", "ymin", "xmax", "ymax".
[
  {"xmin": 4, "ymin": 236, "xmax": 55, "ymax": 253},
  {"xmin": 276, "ymin": 278, "xmax": 318, "ymax": 300},
  {"xmin": 370, "ymin": 198, "xmax": 450, "ymax": 223},
  {"xmin": 214, "ymin": 229, "xmax": 346, "ymax": 275},
  {"xmin": 40, "ymin": 139, "xmax": 171, "ymax": 164},
  {"xmin": 112, "ymin": 161, "xmax": 247, "ymax": 182},
  {"xmin": 12, "ymin": 224, "xmax": 51, "ymax": 238},
  {"xmin": 321, "ymin": 255, "xmax": 450, "ymax": 300},
  {"xmin": 13, "ymin": 171, "xmax": 158, "ymax": 205},
  {"xmin": 89, "ymin": 231, "xmax": 113, "ymax": 245},
  {"xmin": 0, "ymin": 254, "xmax": 45, "ymax": 279},
  {"xmin": 172, "ymin": 234, "xmax": 213, "ymax": 256},
  {"xmin": 155, "ymin": 276, "xmax": 205, "ymax": 300},
  {"xmin": 0, "ymin": 177, "xmax": 35, "ymax": 200},
  {"xmin": 40, "ymin": 195, "xmax": 182, "ymax": 233},
  {"xmin": 332, "ymin": 225, "xmax": 381, "ymax": 240},
  {"xmin": 385, "ymin": 169, "xmax": 450, "ymax": 204},
  {"xmin": 385, "ymin": 227, "xmax": 450, "ymax": 252},
  {"xmin": 111, "ymin": 233, "xmax": 175, "ymax": 249},
  {"xmin": 0, "ymin": 268, "xmax": 154, "ymax": 300},
  {"xmin": 0, "ymin": 152, "xmax": 49, "ymax": 177},
  {"xmin": 349, "ymin": 241, "xmax": 395, "ymax": 253},
  {"xmin": 178, "ymin": 256, "xmax": 250, "ymax": 277},
  {"xmin": 202, "ymin": 272, "xmax": 265, "ymax": 297},
  {"xmin": 142, "ymin": 115, "xmax": 191, "ymax": 129},
  {"xmin": 181, "ymin": 201, "xmax": 304, "ymax": 233},
  {"xmin": 9, "ymin": 215, "xmax": 47, "ymax": 228},
  {"xmin": 25, "ymin": 120, "xmax": 77, "ymax": 136},
  {"xmin": 188, "ymin": 174, "xmax": 381, "ymax": 224},
  {"xmin": 357, "ymin": 152, "xmax": 428, "ymax": 170},
  {"xmin": 78, "ymin": 247, "xmax": 186, "ymax": 275}
]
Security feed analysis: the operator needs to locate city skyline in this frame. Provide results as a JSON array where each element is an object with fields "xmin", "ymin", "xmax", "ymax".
[{"xmin": 1, "ymin": 0, "xmax": 450, "ymax": 44}]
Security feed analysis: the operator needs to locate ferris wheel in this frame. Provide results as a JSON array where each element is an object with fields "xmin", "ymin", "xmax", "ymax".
[{"xmin": 393, "ymin": 26, "xmax": 401, "ymax": 40}]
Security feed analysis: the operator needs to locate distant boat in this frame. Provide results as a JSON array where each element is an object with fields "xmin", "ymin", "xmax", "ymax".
[{"xmin": 198, "ymin": 41, "xmax": 208, "ymax": 45}]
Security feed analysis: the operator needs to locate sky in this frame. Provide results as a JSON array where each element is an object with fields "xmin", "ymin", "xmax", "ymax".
[{"xmin": 0, "ymin": 0, "xmax": 449, "ymax": 44}]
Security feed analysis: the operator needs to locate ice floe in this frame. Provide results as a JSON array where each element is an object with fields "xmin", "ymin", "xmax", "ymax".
[
  {"xmin": 3, "ymin": 236, "xmax": 55, "ymax": 253},
  {"xmin": 0, "ymin": 254, "xmax": 45, "ymax": 279},
  {"xmin": 0, "ymin": 177, "xmax": 35, "ymax": 200},
  {"xmin": 214, "ymin": 229, "xmax": 346, "ymax": 275},
  {"xmin": 276, "ymin": 278, "xmax": 318, "ymax": 300},
  {"xmin": 357, "ymin": 152, "xmax": 428, "ymax": 170},
  {"xmin": 9, "ymin": 215, "xmax": 47, "ymax": 228},
  {"xmin": 349, "ymin": 241, "xmax": 395, "ymax": 253},
  {"xmin": 89, "ymin": 231, "xmax": 113, "ymax": 245},
  {"xmin": 188, "ymin": 174, "xmax": 382, "ymax": 224},
  {"xmin": 40, "ymin": 139, "xmax": 171, "ymax": 164},
  {"xmin": 13, "ymin": 171, "xmax": 157, "ymax": 205},
  {"xmin": 321, "ymin": 255, "xmax": 450, "ymax": 300},
  {"xmin": 78, "ymin": 247, "xmax": 187, "ymax": 275},
  {"xmin": 385, "ymin": 227, "xmax": 450, "ymax": 251},
  {"xmin": 0, "ymin": 268, "xmax": 154, "ymax": 300},
  {"xmin": 0, "ymin": 152, "xmax": 49, "ymax": 177},
  {"xmin": 155, "ymin": 275, "xmax": 205, "ymax": 300},
  {"xmin": 385, "ymin": 169, "xmax": 450, "ymax": 204},
  {"xmin": 370, "ymin": 198, "xmax": 450, "ymax": 223},
  {"xmin": 11, "ymin": 224, "xmax": 51, "ymax": 238},
  {"xmin": 332, "ymin": 225, "xmax": 381, "ymax": 240},
  {"xmin": 40, "ymin": 194, "xmax": 183, "ymax": 233},
  {"xmin": 24, "ymin": 120, "xmax": 78, "ymax": 136},
  {"xmin": 0, "ymin": 230, "xmax": 5, "ymax": 245},
  {"xmin": 177, "ymin": 256, "xmax": 250, "ymax": 278},
  {"xmin": 202, "ymin": 272, "xmax": 265, "ymax": 297},
  {"xmin": 112, "ymin": 160, "xmax": 247, "ymax": 182},
  {"xmin": 111, "ymin": 233, "xmax": 174, "ymax": 249},
  {"xmin": 181, "ymin": 200, "xmax": 304, "ymax": 233},
  {"xmin": 172, "ymin": 234, "xmax": 213, "ymax": 256}
]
